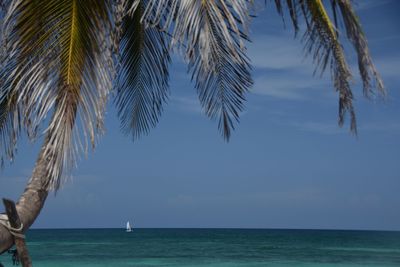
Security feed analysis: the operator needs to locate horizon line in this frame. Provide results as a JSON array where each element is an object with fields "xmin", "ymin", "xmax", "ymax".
[{"xmin": 29, "ymin": 227, "xmax": 400, "ymax": 232}]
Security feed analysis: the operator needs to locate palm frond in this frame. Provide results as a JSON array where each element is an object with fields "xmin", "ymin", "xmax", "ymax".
[
  {"xmin": 115, "ymin": 0, "xmax": 170, "ymax": 140},
  {"xmin": 112, "ymin": 0, "xmax": 129, "ymax": 57},
  {"xmin": 286, "ymin": 0, "xmax": 299, "ymax": 34},
  {"xmin": 300, "ymin": 0, "xmax": 356, "ymax": 133},
  {"xmin": 272, "ymin": 0, "xmax": 300, "ymax": 35},
  {"xmin": 0, "ymin": 92, "xmax": 19, "ymax": 167},
  {"xmin": 139, "ymin": 0, "xmax": 253, "ymax": 140},
  {"xmin": 0, "ymin": 0, "xmax": 20, "ymax": 166},
  {"xmin": 271, "ymin": 0, "xmax": 385, "ymax": 132},
  {"xmin": 187, "ymin": 1, "xmax": 253, "ymax": 140},
  {"xmin": 1, "ymin": 0, "xmax": 114, "ymax": 190},
  {"xmin": 331, "ymin": 0, "xmax": 385, "ymax": 97}
]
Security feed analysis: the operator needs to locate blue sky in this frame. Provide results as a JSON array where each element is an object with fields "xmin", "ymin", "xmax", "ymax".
[{"xmin": 1, "ymin": 0, "xmax": 399, "ymax": 230}]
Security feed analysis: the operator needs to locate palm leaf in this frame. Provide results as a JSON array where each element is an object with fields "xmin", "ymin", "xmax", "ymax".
[
  {"xmin": 185, "ymin": 1, "xmax": 253, "ymax": 140},
  {"xmin": 271, "ymin": 0, "xmax": 299, "ymax": 35},
  {"xmin": 300, "ymin": 0, "xmax": 356, "ymax": 133},
  {"xmin": 0, "ymin": 92, "xmax": 19, "ymax": 167},
  {"xmin": 0, "ymin": 0, "xmax": 20, "ymax": 166},
  {"xmin": 137, "ymin": 0, "xmax": 253, "ymax": 140},
  {"xmin": 115, "ymin": 0, "xmax": 170, "ymax": 140},
  {"xmin": 331, "ymin": 0, "xmax": 385, "ymax": 97},
  {"xmin": 1, "ymin": 0, "xmax": 114, "ymax": 190},
  {"xmin": 272, "ymin": 0, "xmax": 385, "ymax": 133}
]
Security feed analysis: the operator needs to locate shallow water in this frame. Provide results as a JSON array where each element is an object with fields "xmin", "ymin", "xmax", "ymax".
[{"xmin": 1, "ymin": 229, "xmax": 399, "ymax": 266}]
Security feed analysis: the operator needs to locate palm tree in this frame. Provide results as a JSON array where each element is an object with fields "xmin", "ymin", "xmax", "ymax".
[{"xmin": 0, "ymin": 0, "xmax": 384, "ymax": 252}]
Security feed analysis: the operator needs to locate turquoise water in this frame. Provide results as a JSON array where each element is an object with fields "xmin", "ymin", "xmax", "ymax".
[{"xmin": 1, "ymin": 229, "xmax": 399, "ymax": 266}]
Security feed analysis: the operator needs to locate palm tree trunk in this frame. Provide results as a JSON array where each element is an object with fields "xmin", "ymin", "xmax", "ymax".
[{"xmin": 0, "ymin": 139, "xmax": 50, "ymax": 254}]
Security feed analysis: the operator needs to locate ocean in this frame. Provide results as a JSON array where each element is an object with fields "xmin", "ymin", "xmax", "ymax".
[{"xmin": 1, "ymin": 229, "xmax": 399, "ymax": 266}]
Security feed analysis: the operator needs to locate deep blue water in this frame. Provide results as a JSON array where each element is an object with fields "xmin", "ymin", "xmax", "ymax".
[{"xmin": 1, "ymin": 229, "xmax": 399, "ymax": 266}]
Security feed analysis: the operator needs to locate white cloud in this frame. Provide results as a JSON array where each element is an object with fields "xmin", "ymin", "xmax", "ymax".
[
  {"xmin": 252, "ymin": 73, "xmax": 331, "ymax": 100},
  {"xmin": 248, "ymin": 35, "xmax": 308, "ymax": 70},
  {"xmin": 171, "ymin": 96, "xmax": 203, "ymax": 114},
  {"xmin": 354, "ymin": 0, "xmax": 393, "ymax": 11},
  {"xmin": 248, "ymin": 33, "xmax": 335, "ymax": 100},
  {"xmin": 289, "ymin": 121, "xmax": 346, "ymax": 135},
  {"xmin": 373, "ymin": 57, "xmax": 400, "ymax": 79},
  {"xmin": 360, "ymin": 121, "xmax": 400, "ymax": 133},
  {"xmin": 248, "ymin": 31, "xmax": 400, "ymax": 101},
  {"xmin": 285, "ymin": 120, "xmax": 400, "ymax": 135}
]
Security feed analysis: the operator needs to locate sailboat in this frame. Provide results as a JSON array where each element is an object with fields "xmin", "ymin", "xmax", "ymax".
[{"xmin": 126, "ymin": 221, "xmax": 132, "ymax": 232}]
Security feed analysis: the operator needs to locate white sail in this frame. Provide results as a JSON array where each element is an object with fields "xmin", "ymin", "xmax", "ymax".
[{"xmin": 126, "ymin": 221, "xmax": 132, "ymax": 232}]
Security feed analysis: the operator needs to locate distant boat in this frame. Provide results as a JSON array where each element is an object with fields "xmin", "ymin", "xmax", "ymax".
[{"xmin": 126, "ymin": 221, "xmax": 132, "ymax": 232}]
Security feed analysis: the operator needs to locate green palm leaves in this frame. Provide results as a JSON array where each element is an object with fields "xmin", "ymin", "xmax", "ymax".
[
  {"xmin": 304, "ymin": 0, "xmax": 357, "ymax": 131},
  {"xmin": 275, "ymin": 0, "xmax": 385, "ymax": 133},
  {"xmin": 127, "ymin": 0, "xmax": 253, "ymax": 140},
  {"xmin": 115, "ymin": 0, "xmax": 170, "ymax": 140},
  {"xmin": 1, "ymin": 0, "xmax": 114, "ymax": 189},
  {"xmin": 0, "ymin": 0, "xmax": 385, "ymax": 190},
  {"xmin": 176, "ymin": 0, "xmax": 253, "ymax": 140},
  {"xmin": 0, "ymin": 92, "xmax": 18, "ymax": 166},
  {"xmin": 331, "ymin": 0, "xmax": 384, "ymax": 97}
]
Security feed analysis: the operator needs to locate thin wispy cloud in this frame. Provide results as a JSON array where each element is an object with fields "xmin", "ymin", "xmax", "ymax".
[
  {"xmin": 166, "ymin": 188, "xmax": 324, "ymax": 209},
  {"xmin": 248, "ymin": 31, "xmax": 399, "ymax": 102},
  {"xmin": 252, "ymin": 73, "xmax": 331, "ymax": 100},
  {"xmin": 248, "ymin": 35, "xmax": 309, "ymax": 70},
  {"xmin": 0, "ymin": 175, "xmax": 26, "ymax": 181},
  {"xmin": 289, "ymin": 121, "xmax": 346, "ymax": 135},
  {"xmin": 285, "ymin": 120, "xmax": 400, "ymax": 135},
  {"xmin": 369, "ymin": 34, "xmax": 400, "ymax": 43},
  {"xmin": 354, "ymin": 0, "xmax": 393, "ymax": 11},
  {"xmin": 171, "ymin": 96, "xmax": 203, "ymax": 114},
  {"xmin": 248, "ymin": 32, "xmax": 335, "ymax": 100},
  {"xmin": 360, "ymin": 121, "xmax": 400, "ymax": 133},
  {"xmin": 373, "ymin": 57, "xmax": 400, "ymax": 79}
]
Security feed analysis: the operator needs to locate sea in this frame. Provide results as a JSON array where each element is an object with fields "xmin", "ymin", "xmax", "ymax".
[{"xmin": 0, "ymin": 229, "xmax": 399, "ymax": 266}]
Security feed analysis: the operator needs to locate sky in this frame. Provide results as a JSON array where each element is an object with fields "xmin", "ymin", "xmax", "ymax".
[{"xmin": 0, "ymin": 0, "xmax": 399, "ymax": 231}]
